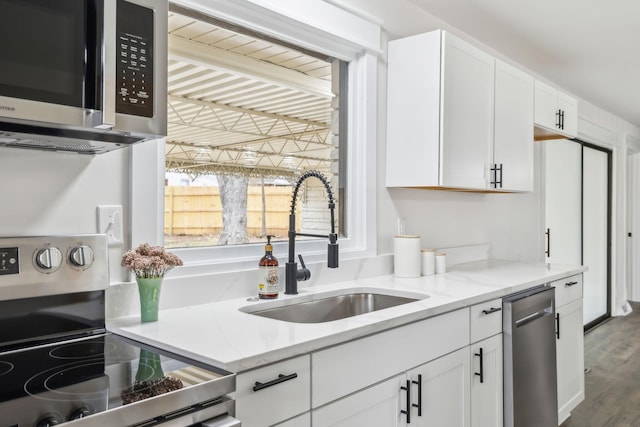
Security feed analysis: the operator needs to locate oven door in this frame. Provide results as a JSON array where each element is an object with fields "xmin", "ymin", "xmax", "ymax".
[{"xmin": 0, "ymin": 0, "xmax": 107, "ymax": 129}]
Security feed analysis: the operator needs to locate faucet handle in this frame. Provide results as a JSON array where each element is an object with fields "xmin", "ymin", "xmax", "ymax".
[{"xmin": 297, "ymin": 255, "xmax": 311, "ymax": 281}]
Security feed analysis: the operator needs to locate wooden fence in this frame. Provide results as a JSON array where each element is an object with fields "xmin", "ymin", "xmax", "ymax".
[{"xmin": 165, "ymin": 186, "xmax": 297, "ymax": 238}]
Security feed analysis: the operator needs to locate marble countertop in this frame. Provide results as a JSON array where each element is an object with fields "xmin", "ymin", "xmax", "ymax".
[{"xmin": 108, "ymin": 259, "xmax": 586, "ymax": 373}]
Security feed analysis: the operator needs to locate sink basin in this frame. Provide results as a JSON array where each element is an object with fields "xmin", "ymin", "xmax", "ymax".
[{"xmin": 243, "ymin": 290, "xmax": 427, "ymax": 323}]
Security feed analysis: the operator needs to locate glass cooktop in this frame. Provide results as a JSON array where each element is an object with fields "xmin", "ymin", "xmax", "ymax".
[{"xmin": 0, "ymin": 333, "xmax": 232, "ymax": 427}]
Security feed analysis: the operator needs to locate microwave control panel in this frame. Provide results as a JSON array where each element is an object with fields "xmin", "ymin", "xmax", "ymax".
[{"xmin": 116, "ymin": 0, "xmax": 154, "ymax": 118}]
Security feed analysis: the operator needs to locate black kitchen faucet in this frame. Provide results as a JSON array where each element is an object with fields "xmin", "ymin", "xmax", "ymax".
[{"xmin": 285, "ymin": 170, "xmax": 339, "ymax": 295}]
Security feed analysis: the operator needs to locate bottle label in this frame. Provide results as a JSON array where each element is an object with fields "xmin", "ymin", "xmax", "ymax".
[{"xmin": 258, "ymin": 266, "xmax": 279, "ymax": 295}]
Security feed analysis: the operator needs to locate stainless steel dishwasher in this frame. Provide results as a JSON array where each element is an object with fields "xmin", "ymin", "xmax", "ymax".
[{"xmin": 503, "ymin": 285, "xmax": 558, "ymax": 427}]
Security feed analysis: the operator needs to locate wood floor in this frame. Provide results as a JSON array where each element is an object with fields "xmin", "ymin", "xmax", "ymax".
[{"xmin": 561, "ymin": 302, "xmax": 640, "ymax": 427}]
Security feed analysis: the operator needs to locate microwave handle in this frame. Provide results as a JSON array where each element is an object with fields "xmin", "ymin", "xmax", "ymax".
[{"xmin": 98, "ymin": 0, "xmax": 117, "ymax": 129}]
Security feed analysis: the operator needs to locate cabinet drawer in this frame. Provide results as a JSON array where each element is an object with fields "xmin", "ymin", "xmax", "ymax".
[
  {"xmin": 550, "ymin": 274, "xmax": 583, "ymax": 307},
  {"xmin": 234, "ymin": 355, "xmax": 310, "ymax": 427},
  {"xmin": 470, "ymin": 298, "xmax": 503, "ymax": 343},
  {"xmin": 312, "ymin": 308, "xmax": 469, "ymax": 408}
]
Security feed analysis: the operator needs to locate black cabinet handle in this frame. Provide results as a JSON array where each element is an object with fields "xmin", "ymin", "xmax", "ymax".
[
  {"xmin": 545, "ymin": 228, "xmax": 551, "ymax": 257},
  {"xmin": 482, "ymin": 307, "xmax": 502, "ymax": 315},
  {"xmin": 560, "ymin": 110, "xmax": 565, "ymax": 130},
  {"xmin": 565, "ymin": 281, "xmax": 578, "ymax": 287},
  {"xmin": 556, "ymin": 109, "xmax": 562, "ymax": 128},
  {"xmin": 412, "ymin": 374, "xmax": 422, "ymax": 416},
  {"xmin": 400, "ymin": 379, "xmax": 411, "ymax": 423},
  {"xmin": 253, "ymin": 373, "xmax": 298, "ymax": 392},
  {"xmin": 556, "ymin": 313, "xmax": 561, "ymax": 340},
  {"xmin": 474, "ymin": 348, "xmax": 484, "ymax": 384},
  {"xmin": 498, "ymin": 164, "xmax": 503, "ymax": 188},
  {"xmin": 490, "ymin": 164, "xmax": 498, "ymax": 188}
]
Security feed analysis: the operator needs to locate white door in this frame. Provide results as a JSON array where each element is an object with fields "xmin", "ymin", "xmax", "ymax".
[
  {"xmin": 556, "ymin": 299, "xmax": 585, "ymax": 424},
  {"xmin": 493, "ymin": 60, "xmax": 534, "ymax": 191},
  {"xmin": 582, "ymin": 146, "xmax": 609, "ymax": 325},
  {"xmin": 470, "ymin": 334, "xmax": 503, "ymax": 427},
  {"xmin": 406, "ymin": 347, "xmax": 471, "ymax": 427},
  {"xmin": 544, "ymin": 139, "xmax": 582, "ymax": 265},
  {"xmin": 440, "ymin": 32, "xmax": 494, "ymax": 189}
]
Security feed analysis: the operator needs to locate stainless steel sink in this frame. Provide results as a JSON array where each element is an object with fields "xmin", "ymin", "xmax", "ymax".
[{"xmin": 245, "ymin": 291, "xmax": 425, "ymax": 323}]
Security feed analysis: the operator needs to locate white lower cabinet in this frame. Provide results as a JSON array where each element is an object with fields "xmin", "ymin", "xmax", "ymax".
[
  {"xmin": 470, "ymin": 334, "xmax": 503, "ymax": 427},
  {"xmin": 551, "ymin": 274, "xmax": 585, "ymax": 425},
  {"xmin": 404, "ymin": 347, "xmax": 471, "ymax": 426},
  {"xmin": 313, "ymin": 347, "xmax": 471, "ymax": 427}
]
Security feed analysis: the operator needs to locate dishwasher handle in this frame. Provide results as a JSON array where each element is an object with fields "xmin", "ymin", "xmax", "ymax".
[{"xmin": 515, "ymin": 306, "xmax": 553, "ymax": 328}]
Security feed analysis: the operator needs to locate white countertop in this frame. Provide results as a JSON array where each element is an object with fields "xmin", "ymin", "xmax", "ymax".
[{"xmin": 108, "ymin": 259, "xmax": 586, "ymax": 373}]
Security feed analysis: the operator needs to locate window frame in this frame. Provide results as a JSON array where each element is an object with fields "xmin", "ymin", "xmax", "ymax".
[{"xmin": 130, "ymin": 0, "xmax": 380, "ymax": 277}]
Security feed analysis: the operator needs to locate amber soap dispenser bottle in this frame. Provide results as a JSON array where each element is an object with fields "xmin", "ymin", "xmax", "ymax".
[{"xmin": 258, "ymin": 235, "xmax": 279, "ymax": 299}]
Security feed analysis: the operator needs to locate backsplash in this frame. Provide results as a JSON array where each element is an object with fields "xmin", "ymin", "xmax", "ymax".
[{"xmin": 105, "ymin": 254, "xmax": 395, "ymax": 319}]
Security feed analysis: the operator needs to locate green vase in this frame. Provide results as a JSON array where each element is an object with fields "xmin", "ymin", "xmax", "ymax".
[{"xmin": 136, "ymin": 277, "xmax": 163, "ymax": 322}]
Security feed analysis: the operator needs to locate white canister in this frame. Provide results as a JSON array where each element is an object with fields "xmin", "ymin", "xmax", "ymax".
[
  {"xmin": 435, "ymin": 252, "xmax": 447, "ymax": 274},
  {"xmin": 421, "ymin": 249, "xmax": 435, "ymax": 276},
  {"xmin": 394, "ymin": 235, "xmax": 421, "ymax": 277}
]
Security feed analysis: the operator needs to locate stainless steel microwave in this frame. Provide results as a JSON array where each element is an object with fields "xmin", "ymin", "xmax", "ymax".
[{"xmin": 0, "ymin": 0, "xmax": 167, "ymax": 154}]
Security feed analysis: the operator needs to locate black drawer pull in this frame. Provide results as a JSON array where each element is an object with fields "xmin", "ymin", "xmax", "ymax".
[
  {"xmin": 482, "ymin": 307, "xmax": 502, "ymax": 315},
  {"xmin": 400, "ymin": 379, "xmax": 411, "ymax": 423},
  {"xmin": 253, "ymin": 373, "xmax": 298, "ymax": 392},
  {"xmin": 565, "ymin": 281, "xmax": 578, "ymax": 287}
]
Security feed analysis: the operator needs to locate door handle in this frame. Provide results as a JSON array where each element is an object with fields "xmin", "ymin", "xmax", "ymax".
[
  {"xmin": 412, "ymin": 374, "xmax": 422, "ymax": 416},
  {"xmin": 545, "ymin": 228, "xmax": 551, "ymax": 257},
  {"xmin": 556, "ymin": 313, "xmax": 561, "ymax": 339},
  {"xmin": 474, "ymin": 348, "xmax": 484, "ymax": 383},
  {"xmin": 401, "ymin": 379, "xmax": 411, "ymax": 423}
]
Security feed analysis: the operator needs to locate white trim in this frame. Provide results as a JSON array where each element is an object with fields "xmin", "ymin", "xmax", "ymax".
[
  {"xmin": 173, "ymin": 0, "xmax": 381, "ymax": 59},
  {"xmin": 130, "ymin": 0, "xmax": 381, "ymax": 278}
]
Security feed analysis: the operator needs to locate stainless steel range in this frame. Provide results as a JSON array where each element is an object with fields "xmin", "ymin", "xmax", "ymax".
[{"xmin": 0, "ymin": 235, "xmax": 238, "ymax": 427}]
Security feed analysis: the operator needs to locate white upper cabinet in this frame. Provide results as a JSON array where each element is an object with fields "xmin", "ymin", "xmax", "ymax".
[
  {"xmin": 534, "ymin": 79, "xmax": 578, "ymax": 139},
  {"xmin": 386, "ymin": 30, "xmax": 534, "ymax": 192},
  {"xmin": 494, "ymin": 60, "xmax": 534, "ymax": 191}
]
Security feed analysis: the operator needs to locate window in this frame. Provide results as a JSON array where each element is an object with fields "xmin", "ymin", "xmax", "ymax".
[
  {"xmin": 164, "ymin": 7, "xmax": 345, "ymax": 249},
  {"xmin": 130, "ymin": 0, "xmax": 379, "ymax": 274}
]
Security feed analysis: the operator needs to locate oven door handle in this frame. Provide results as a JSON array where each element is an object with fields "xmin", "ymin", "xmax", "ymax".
[
  {"xmin": 99, "ymin": 0, "xmax": 117, "ymax": 129},
  {"xmin": 200, "ymin": 414, "xmax": 241, "ymax": 427}
]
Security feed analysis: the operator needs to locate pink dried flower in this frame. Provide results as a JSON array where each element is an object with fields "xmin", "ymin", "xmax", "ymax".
[{"xmin": 121, "ymin": 243, "xmax": 183, "ymax": 279}]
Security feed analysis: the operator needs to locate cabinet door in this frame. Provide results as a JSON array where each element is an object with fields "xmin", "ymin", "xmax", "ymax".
[
  {"xmin": 493, "ymin": 60, "xmax": 534, "ymax": 191},
  {"xmin": 312, "ymin": 375, "xmax": 402, "ymax": 427},
  {"xmin": 534, "ymin": 80, "xmax": 559, "ymax": 131},
  {"xmin": 470, "ymin": 335, "xmax": 503, "ymax": 427},
  {"xmin": 544, "ymin": 139, "xmax": 582, "ymax": 264},
  {"xmin": 440, "ymin": 32, "xmax": 494, "ymax": 189},
  {"xmin": 405, "ymin": 347, "xmax": 471, "ymax": 427},
  {"xmin": 558, "ymin": 91, "xmax": 578, "ymax": 137},
  {"xmin": 556, "ymin": 299, "xmax": 585, "ymax": 424}
]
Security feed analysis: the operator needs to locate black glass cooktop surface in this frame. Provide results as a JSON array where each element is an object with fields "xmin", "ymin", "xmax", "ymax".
[{"xmin": 0, "ymin": 334, "xmax": 229, "ymax": 426}]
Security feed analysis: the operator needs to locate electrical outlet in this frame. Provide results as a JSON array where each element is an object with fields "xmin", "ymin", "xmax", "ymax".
[{"xmin": 97, "ymin": 205, "xmax": 123, "ymax": 246}]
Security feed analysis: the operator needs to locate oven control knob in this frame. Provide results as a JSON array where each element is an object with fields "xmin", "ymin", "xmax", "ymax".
[
  {"xmin": 68, "ymin": 405, "xmax": 94, "ymax": 420},
  {"xmin": 36, "ymin": 413, "xmax": 63, "ymax": 426},
  {"xmin": 34, "ymin": 247, "xmax": 63, "ymax": 272},
  {"xmin": 68, "ymin": 245, "xmax": 94, "ymax": 269}
]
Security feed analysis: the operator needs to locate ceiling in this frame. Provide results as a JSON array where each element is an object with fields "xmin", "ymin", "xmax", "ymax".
[
  {"xmin": 406, "ymin": 0, "xmax": 640, "ymax": 129},
  {"xmin": 166, "ymin": 10, "xmax": 335, "ymax": 178}
]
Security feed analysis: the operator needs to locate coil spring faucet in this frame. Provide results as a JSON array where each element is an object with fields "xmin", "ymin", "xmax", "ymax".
[{"xmin": 285, "ymin": 170, "xmax": 339, "ymax": 295}]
